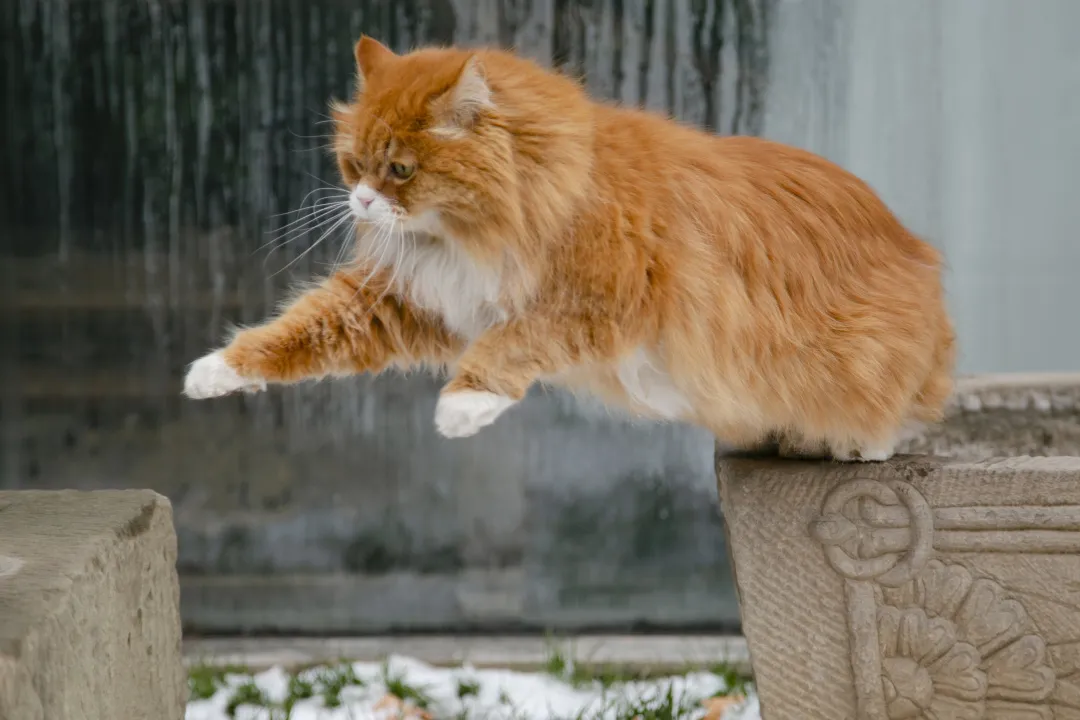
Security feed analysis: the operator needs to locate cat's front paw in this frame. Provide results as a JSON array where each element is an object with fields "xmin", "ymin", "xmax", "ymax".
[
  {"xmin": 434, "ymin": 391, "xmax": 516, "ymax": 438},
  {"xmin": 183, "ymin": 351, "xmax": 266, "ymax": 399}
]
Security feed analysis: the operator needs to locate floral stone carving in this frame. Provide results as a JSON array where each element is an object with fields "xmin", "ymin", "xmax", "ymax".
[
  {"xmin": 878, "ymin": 569, "xmax": 1055, "ymax": 718},
  {"xmin": 716, "ymin": 455, "xmax": 1080, "ymax": 720}
]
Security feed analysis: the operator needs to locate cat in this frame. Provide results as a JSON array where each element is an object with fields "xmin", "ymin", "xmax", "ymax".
[{"xmin": 183, "ymin": 35, "xmax": 955, "ymax": 462}]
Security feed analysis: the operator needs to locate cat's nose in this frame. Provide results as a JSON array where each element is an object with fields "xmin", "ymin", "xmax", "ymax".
[{"xmin": 358, "ymin": 196, "xmax": 373, "ymax": 209}]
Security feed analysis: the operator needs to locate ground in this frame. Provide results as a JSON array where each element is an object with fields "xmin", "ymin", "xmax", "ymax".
[{"xmin": 186, "ymin": 654, "xmax": 761, "ymax": 720}]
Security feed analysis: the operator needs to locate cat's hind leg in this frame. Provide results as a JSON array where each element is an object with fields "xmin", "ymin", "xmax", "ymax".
[{"xmin": 776, "ymin": 431, "xmax": 830, "ymax": 460}]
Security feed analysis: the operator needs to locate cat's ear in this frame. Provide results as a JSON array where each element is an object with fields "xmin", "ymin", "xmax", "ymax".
[
  {"xmin": 353, "ymin": 35, "xmax": 395, "ymax": 92},
  {"xmin": 432, "ymin": 57, "xmax": 493, "ymax": 136}
]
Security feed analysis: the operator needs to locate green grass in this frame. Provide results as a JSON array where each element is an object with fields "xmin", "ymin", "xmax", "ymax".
[
  {"xmin": 283, "ymin": 674, "xmax": 315, "ymax": 715},
  {"xmin": 543, "ymin": 641, "xmax": 572, "ymax": 679},
  {"xmin": 552, "ymin": 682, "xmax": 703, "ymax": 720},
  {"xmin": 188, "ymin": 660, "xmax": 366, "ymax": 718},
  {"xmin": 381, "ymin": 661, "xmax": 432, "ymax": 708},
  {"xmin": 710, "ymin": 662, "xmax": 751, "ymax": 699},
  {"xmin": 541, "ymin": 638, "xmax": 750, "ymax": 694},
  {"xmin": 606, "ymin": 684, "xmax": 700, "ymax": 720},
  {"xmin": 316, "ymin": 662, "xmax": 366, "ymax": 709},
  {"xmin": 188, "ymin": 646, "xmax": 753, "ymax": 720},
  {"xmin": 534, "ymin": 640, "xmax": 751, "ymax": 720},
  {"xmin": 187, "ymin": 664, "xmax": 251, "ymax": 702},
  {"xmin": 543, "ymin": 639, "xmax": 630, "ymax": 688},
  {"xmin": 225, "ymin": 680, "xmax": 268, "ymax": 718},
  {"xmin": 188, "ymin": 666, "xmax": 220, "ymax": 702},
  {"xmin": 456, "ymin": 677, "xmax": 481, "ymax": 699}
]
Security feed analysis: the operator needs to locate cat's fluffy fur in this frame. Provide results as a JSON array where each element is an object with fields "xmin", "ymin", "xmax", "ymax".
[{"xmin": 184, "ymin": 36, "xmax": 955, "ymax": 461}]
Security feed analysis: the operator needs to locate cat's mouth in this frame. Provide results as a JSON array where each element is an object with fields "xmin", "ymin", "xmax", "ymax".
[{"xmin": 348, "ymin": 184, "xmax": 405, "ymax": 224}]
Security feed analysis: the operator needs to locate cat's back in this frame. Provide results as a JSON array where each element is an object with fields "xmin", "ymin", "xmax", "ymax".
[
  {"xmin": 592, "ymin": 103, "xmax": 862, "ymax": 191},
  {"xmin": 585, "ymin": 104, "xmax": 954, "ymax": 446},
  {"xmin": 590, "ymin": 105, "xmax": 934, "ymax": 263}
]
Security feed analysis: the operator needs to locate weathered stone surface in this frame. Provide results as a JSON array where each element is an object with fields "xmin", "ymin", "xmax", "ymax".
[
  {"xmin": 716, "ymin": 454, "xmax": 1080, "ymax": 720},
  {"xmin": 182, "ymin": 635, "xmax": 752, "ymax": 675},
  {"xmin": 0, "ymin": 491, "xmax": 185, "ymax": 720},
  {"xmin": 903, "ymin": 374, "xmax": 1080, "ymax": 459}
]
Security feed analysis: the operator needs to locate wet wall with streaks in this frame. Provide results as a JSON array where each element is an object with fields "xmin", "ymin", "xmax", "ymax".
[{"xmin": 2, "ymin": 0, "xmax": 774, "ymax": 632}]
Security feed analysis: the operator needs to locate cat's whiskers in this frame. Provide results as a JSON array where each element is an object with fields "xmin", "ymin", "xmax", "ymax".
[
  {"xmin": 265, "ymin": 186, "xmax": 345, "ymax": 221},
  {"xmin": 292, "ymin": 144, "xmax": 334, "ymax": 153},
  {"xmin": 257, "ymin": 185, "xmax": 352, "ymax": 255},
  {"xmin": 327, "ymin": 215, "xmax": 360, "ymax": 275},
  {"xmin": 371, "ymin": 214, "xmax": 402, "ymax": 274},
  {"xmin": 286, "ymin": 129, "xmax": 336, "ymax": 155},
  {"xmin": 269, "ymin": 206, "xmax": 357, "ymax": 279},
  {"xmin": 349, "ymin": 213, "xmax": 409, "ymax": 308},
  {"xmin": 262, "ymin": 196, "xmax": 351, "ymax": 245},
  {"xmin": 352, "ymin": 215, "xmax": 393, "ymax": 286},
  {"xmin": 382, "ymin": 220, "xmax": 410, "ymax": 296},
  {"xmin": 258, "ymin": 200, "xmax": 352, "ymax": 261},
  {"xmin": 366, "ymin": 218, "xmax": 411, "ymax": 313},
  {"xmin": 287, "ymin": 128, "xmax": 334, "ymax": 142},
  {"xmin": 300, "ymin": 171, "xmax": 352, "ymax": 193}
]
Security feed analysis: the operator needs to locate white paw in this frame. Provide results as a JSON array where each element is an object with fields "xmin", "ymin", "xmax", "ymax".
[
  {"xmin": 830, "ymin": 439, "xmax": 895, "ymax": 463},
  {"xmin": 855, "ymin": 446, "xmax": 894, "ymax": 462},
  {"xmin": 183, "ymin": 351, "xmax": 266, "ymax": 399},
  {"xmin": 434, "ymin": 391, "xmax": 516, "ymax": 438}
]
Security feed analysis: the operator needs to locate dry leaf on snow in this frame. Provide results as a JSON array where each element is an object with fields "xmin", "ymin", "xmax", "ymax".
[
  {"xmin": 373, "ymin": 694, "xmax": 433, "ymax": 720},
  {"xmin": 700, "ymin": 694, "xmax": 747, "ymax": 720}
]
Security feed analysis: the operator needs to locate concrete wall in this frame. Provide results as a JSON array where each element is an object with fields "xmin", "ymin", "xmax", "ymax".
[
  {"xmin": 766, "ymin": 0, "xmax": 1080, "ymax": 373},
  {"xmin": 2, "ymin": 0, "xmax": 764, "ymax": 633}
]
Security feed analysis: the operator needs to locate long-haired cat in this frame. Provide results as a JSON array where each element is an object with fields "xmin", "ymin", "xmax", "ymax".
[{"xmin": 184, "ymin": 36, "xmax": 955, "ymax": 461}]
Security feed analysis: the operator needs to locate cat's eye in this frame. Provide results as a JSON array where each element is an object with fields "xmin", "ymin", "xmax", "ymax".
[{"xmin": 389, "ymin": 161, "xmax": 415, "ymax": 180}]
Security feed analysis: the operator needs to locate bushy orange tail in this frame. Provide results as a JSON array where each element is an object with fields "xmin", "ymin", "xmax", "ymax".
[{"xmin": 912, "ymin": 318, "xmax": 956, "ymax": 423}]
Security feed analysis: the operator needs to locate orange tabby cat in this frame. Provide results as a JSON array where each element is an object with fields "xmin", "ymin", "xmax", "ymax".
[{"xmin": 184, "ymin": 36, "xmax": 955, "ymax": 461}]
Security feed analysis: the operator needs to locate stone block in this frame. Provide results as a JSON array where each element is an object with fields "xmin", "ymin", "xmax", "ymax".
[
  {"xmin": 716, "ymin": 454, "xmax": 1080, "ymax": 720},
  {"xmin": 0, "ymin": 491, "xmax": 185, "ymax": 720}
]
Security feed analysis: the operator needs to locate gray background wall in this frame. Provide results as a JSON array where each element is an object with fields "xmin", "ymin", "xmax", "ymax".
[
  {"xmin": 766, "ymin": 0, "xmax": 1080, "ymax": 374},
  {"xmin": 3, "ymin": 0, "xmax": 1078, "ymax": 633}
]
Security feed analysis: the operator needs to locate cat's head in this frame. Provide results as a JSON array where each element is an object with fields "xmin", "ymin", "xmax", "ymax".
[
  {"xmin": 331, "ymin": 37, "xmax": 592, "ymax": 264},
  {"xmin": 332, "ymin": 38, "xmax": 511, "ymax": 244}
]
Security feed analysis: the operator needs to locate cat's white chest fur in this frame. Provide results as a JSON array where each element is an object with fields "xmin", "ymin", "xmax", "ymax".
[
  {"xmin": 355, "ymin": 216, "xmax": 503, "ymax": 339},
  {"xmin": 397, "ymin": 238, "xmax": 504, "ymax": 339},
  {"xmin": 616, "ymin": 347, "xmax": 692, "ymax": 419}
]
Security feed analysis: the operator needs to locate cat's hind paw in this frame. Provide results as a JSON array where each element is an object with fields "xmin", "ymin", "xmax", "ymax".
[
  {"xmin": 777, "ymin": 434, "xmax": 829, "ymax": 460},
  {"xmin": 434, "ymin": 390, "xmax": 516, "ymax": 438},
  {"xmin": 183, "ymin": 351, "xmax": 266, "ymax": 399},
  {"xmin": 829, "ymin": 438, "xmax": 895, "ymax": 463}
]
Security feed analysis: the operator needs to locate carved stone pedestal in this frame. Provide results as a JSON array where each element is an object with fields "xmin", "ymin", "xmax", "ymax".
[{"xmin": 716, "ymin": 455, "xmax": 1080, "ymax": 720}]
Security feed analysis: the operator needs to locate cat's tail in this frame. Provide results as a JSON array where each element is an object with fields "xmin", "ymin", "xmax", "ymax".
[{"xmin": 911, "ymin": 316, "xmax": 957, "ymax": 424}]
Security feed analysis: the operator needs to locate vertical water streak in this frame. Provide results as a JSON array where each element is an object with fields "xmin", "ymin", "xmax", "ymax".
[
  {"xmin": 0, "ymin": 0, "xmax": 17, "ymax": 489},
  {"xmin": 190, "ymin": 0, "xmax": 212, "ymax": 230},
  {"xmin": 47, "ymin": 0, "xmax": 73, "ymax": 261}
]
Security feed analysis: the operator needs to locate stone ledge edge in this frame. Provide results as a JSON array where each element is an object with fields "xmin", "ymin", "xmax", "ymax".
[{"xmin": 950, "ymin": 372, "xmax": 1080, "ymax": 413}]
